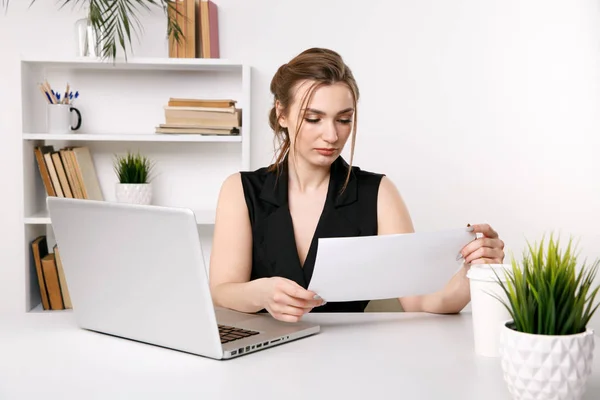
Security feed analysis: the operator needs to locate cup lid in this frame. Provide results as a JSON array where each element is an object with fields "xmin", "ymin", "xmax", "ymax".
[{"xmin": 466, "ymin": 264, "xmax": 512, "ymax": 282}]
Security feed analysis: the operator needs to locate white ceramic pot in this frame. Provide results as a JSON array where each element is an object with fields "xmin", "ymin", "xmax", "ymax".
[
  {"xmin": 115, "ymin": 183, "xmax": 152, "ymax": 205},
  {"xmin": 499, "ymin": 321, "xmax": 595, "ymax": 400}
]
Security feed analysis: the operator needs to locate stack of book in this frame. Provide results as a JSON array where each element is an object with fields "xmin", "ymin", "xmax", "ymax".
[
  {"xmin": 31, "ymin": 236, "xmax": 72, "ymax": 311},
  {"xmin": 155, "ymin": 98, "xmax": 241, "ymax": 135},
  {"xmin": 168, "ymin": 0, "xmax": 220, "ymax": 59},
  {"xmin": 34, "ymin": 145, "xmax": 103, "ymax": 200}
]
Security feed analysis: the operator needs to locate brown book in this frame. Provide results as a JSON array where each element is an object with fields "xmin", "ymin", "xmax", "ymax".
[
  {"xmin": 34, "ymin": 146, "xmax": 56, "ymax": 197},
  {"xmin": 168, "ymin": 1, "xmax": 178, "ymax": 57},
  {"xmin": 41, "ymin": 253, "xmax": 64, "ymax": 310},
  {"xmin": 206, "ymin": 0, "xmax": 219, "ymax": 58},
  {"xmin": 65, "ymin": 148, "xmax": 86, "ymax": 199},
  {"xmin": 155, "ymin": 126, "xmax": 239, "ymax": 135},
  {"xmin": 31, "ymin": 236, "xmax": 50, "ymax": 310},
  {"xmin": 200, "ymin": 0, "xmax": 210, "ymax": 58},
  {"xmin": 60, "ymin": 149, "xmax": 84, "ymax": 199},
  {"xmin": 199, "ymin": 0, "xmax": 219, "ymax": 58},
  {"xmin": 43, "ymin": 151, "xmax": 64, "ymax": 197},
  {"xmin": 194, "ymin": 0, "xmax": 202, "ymax": 57},
  {"xmin": 71, "ymin": 147, "xmax": 104, "ymax": 201},
  {"xmin": 52, "ymin": 245, "xmax": 72, "ymax": 309},
  {"xmin": 167, "ymin": 98, "xmax": 236, "ymax": 108},
  {"xmin": 165, "ymin": 105, "xmax": 237, "ymax": 113},
  {"xmin": 51, "ymin": 152, "xmax": 73, "ymax": 198},
  {"xmin": 176, "ymin": 0, "xmax": 186, "ymax": 57},
  {"xmin": 184, "ymin": 0, "xmax": 196, "ymax": 58},
  {"xmin": 164, "ymin": 108, "xmax": 241, "ymax": 128},
  {"xmin": 159, "ymin": 123, "xmax": 239, "ymax": 129}
]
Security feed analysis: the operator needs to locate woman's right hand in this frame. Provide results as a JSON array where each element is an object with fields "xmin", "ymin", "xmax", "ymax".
[{"xmin": 256, "ymin": 277, "xmax": 325, "ymax": 322}]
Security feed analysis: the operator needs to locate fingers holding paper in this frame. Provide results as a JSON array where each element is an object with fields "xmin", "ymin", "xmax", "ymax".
[
  {"xmin": 261, "ymin": 277, "xmax": 324, "ymax": 323},
  {"xmin": 460, "ymin": 223, "xmax": 505, "ymax": 264}
]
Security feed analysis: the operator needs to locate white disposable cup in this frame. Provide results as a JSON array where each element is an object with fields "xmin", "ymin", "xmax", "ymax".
[{"xmin": 466, "ymin": 264, "xmax": 512, "ymax": 357}]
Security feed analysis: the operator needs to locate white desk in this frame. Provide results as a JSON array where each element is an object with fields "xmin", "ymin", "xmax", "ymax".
[{"xmin": 1, "ymin": 312, "xmax": 600, "ymax": 400}]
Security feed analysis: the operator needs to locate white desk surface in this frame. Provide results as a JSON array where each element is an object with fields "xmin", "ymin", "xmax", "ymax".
[{"xmin": 1, "ymin": 312, "xmax": 600, "ymax": 400}]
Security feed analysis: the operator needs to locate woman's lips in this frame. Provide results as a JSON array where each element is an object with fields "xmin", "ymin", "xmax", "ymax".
[{"xmin": 315, "ymin": 148, "xmax": 336, "ymax": 156}]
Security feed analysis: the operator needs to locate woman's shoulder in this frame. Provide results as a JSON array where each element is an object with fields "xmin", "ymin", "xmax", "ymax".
[
  {"xmin": 344, "ymin": 161, "xmax": 386, "ymax": 187},
  {"xmin": 350, "ymin": 164, "xmax": 385, "ymax": 178},
  {"xmin": 237, "ymin": 165, "xmax": 278, "ymax": 197},
  {"xmin": 219, "ymin": 165, "xmax": 273, "ymax": 189},
  {"xmin": 239, "ymin": 164, "xmax": 273, "ymax": 181},
  {"xmin": 344, "ymin": 162, "xmax": 402, "ymax": 202}
]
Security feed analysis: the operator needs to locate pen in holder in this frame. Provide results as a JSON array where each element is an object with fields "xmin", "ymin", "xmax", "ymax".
[
  {"xmin": 47, "ymin": 104, "xmax": 82, "ymax": 134},
  {"xmin": 39, "ymin": 81, "xmax": 82, "ymax": 134}
]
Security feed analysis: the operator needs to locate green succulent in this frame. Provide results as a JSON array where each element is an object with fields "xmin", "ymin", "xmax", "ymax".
[
  {"xmin": 493, "ymin": 234, "xmax": 600, "ymax": 335},
  {"xmin": 113, "ymin": 151, "xmax": 154, "ymax": 184}
]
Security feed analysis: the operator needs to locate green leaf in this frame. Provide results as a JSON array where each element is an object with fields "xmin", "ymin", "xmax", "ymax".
[
  {"xmin": 2, "ymin": 0, "xmax": 184, "ymax": 61},
  {"xmin": 494, "ymin": 234, "xmax": 600, "ymax": 336},
  {"xmin": 113, "ymin": 151, "xmax": 154, "ymax": 184}
]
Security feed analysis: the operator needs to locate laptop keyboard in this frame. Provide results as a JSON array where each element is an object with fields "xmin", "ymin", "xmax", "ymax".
[{"xmin": 218, "ymin": 324, "xmax": 260, "ymax": 344}]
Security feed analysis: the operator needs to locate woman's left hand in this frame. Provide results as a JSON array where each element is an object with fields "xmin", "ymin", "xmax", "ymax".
[{"xmin": 460, "ymin": 223, "xmax": 505, "ymax": 264}]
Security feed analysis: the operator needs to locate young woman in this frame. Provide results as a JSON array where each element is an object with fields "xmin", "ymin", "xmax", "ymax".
[{"xmin": 209, "ymin": 47, "xmax": 505, "ymax": 323}]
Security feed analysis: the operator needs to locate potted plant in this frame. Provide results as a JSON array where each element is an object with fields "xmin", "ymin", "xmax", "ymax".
[
  {"xmin": 493, "ymin": 235, "xmax": 600, "ymax": 400},
  {"xmin": 113, "ymin": 151, "xmax": 155, "ymax": 205},
  {"xmin": 2, "ymin": 0, "xmax": 184, "ymax": 61}
]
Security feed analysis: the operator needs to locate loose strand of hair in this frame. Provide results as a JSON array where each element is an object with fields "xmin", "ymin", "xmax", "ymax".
[{"xmin": 341, "ymin": 84, "xmax": 358, "ymax": 193}]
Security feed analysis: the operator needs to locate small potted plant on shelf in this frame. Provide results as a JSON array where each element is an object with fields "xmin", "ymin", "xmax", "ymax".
[
  {"xmin": 113, "ymin": 151, "xmax": 155, "ymax": 205},
  {"xmin": 493, "ymin": 234, "xmax": 600, "ymax": 400}
]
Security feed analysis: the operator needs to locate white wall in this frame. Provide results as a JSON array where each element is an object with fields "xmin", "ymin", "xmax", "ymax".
[{"xmin": 1, "ymin": 0, "xmax": 600, "ymax": 326}]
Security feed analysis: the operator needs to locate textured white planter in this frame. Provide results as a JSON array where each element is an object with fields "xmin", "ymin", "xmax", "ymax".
[
  {"xmin": 499, "ymin": 321, "xmax": 595, "ymax": 400},
  {"xmin": 115, "ymin": 183, "xmax": 152, "ymax": 205}
]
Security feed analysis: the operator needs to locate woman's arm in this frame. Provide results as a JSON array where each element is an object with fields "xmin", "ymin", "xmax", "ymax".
[
  {"xmin": 209, "ymin": 173, "xmax": 264, "ymax": 313},
  {"xmin": 376, "ymin": 176, "xmax": 470, "ymax": 314},
  {"xmin": 209, "ymin": 173, "xmax": 323, "ymax": 320}
]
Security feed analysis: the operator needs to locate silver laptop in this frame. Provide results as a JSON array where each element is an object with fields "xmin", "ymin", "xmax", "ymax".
[{"xmin": 46, "ymin": 197, "xmax": 320, "ymax": 360}]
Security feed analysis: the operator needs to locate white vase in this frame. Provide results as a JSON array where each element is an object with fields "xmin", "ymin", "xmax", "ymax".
[
  {"xmin": 499, "ymin": 321, "xmax": 595, "ymax": 400},
  {"xmin": 74, "ymin": 16, "xmax": 102, "ymax": 58},
  {"xmin": 115, "ymin": 183, "xmax": 152, "ymax": 205}
]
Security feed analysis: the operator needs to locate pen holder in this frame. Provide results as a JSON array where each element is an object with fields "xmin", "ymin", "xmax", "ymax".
[{"xmin": 47, "ymin": 104, "xmax": 82, "ymax": 134}]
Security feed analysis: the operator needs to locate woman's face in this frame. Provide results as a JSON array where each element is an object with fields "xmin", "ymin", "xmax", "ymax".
[{"xmin": 279, "ymin": 80, "xmax": 355, "ymax": 168}]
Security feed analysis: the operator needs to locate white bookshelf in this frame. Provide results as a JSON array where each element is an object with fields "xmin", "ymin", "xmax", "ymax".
[
  {"xmin": 23, "ymin": 209, "xmax": 216, "ymax": 225},
  {"xmin": 20, "ymin": 56, "xmax": 244, "ymax": 71},
  {"xmin": 23, "ymin": 133, "xmax": 242, "ymax": 142},
  {"xmin": 20, "ymin": 56, "xmax": 251, "ymax": 313}
]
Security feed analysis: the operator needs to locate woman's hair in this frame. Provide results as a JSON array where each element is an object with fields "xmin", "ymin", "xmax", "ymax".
[{"xmin": 268, "ymin": 47, "xmax": 360, "ymax": 187}]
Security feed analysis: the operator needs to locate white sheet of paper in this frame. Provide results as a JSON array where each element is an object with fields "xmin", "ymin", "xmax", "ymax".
[{"xmin": 307, "ymin": 228, "xmax": 476, "ymax": 302}]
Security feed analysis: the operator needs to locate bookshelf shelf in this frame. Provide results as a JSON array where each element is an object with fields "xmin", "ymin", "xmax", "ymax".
[
  {"xmin": 20, "ymin": 55, "xmax": 251, "ymax": 313},
  {"xmin": 30, "ymin": 303, "xmax": 73, "ymax": 313},
  {"xmin": 23, "ymin": 211, "xmax": 51, "ymax": 225},
  {"xmin": 24, "ymin": 208, "xmax": 216, "ymax": 225},
  {"xmin": 23, "ymin": 133, "xmax": 242, "ymax": 143},
  {"xmin": 21, "ymin": 56, "xmax": 244, "ymax": 72}
]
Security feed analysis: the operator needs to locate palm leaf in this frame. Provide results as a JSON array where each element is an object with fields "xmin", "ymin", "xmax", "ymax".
[{"xmin": 2, "ymin": 0, "xmax": 184, "ymax": 61}]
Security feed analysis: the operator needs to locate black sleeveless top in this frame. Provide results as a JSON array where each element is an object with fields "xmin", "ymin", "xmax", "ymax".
[{"xmin": 239, "ymin": 155, "xmax": 385, "ymax": 313}]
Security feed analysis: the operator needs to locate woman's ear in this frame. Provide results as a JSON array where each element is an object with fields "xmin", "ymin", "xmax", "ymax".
[{"xmin": 276, "ymin": 100, "xmax": 288, "ymax": 129}]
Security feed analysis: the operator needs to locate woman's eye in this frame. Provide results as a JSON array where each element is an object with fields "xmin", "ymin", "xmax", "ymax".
[
  {"xmin": 305, "ymin": 118, "xmax": 320, "ymax": 123},
  {"xmin": 338, "ymin": 119, "xmax": 352, "ymax": 124}
]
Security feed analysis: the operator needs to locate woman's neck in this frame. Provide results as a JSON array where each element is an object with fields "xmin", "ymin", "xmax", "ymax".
[{"xmin": 286, "ymin": 152, "xmax": 330, "ymax": 193}]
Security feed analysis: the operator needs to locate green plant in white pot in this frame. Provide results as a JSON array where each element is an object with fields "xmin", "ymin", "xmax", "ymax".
[
  {"xmin": 113, "ymin": 151, "xmax": 154, "ymax": 205},
  {"xmin": 494, "ymin": 235, "xmax": 600, "ymax": 400}
]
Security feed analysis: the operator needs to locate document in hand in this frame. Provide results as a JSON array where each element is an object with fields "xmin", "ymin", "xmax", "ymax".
[{"xmin": 307, "ymin": 228, "xmax": 476, "ymax": 302}]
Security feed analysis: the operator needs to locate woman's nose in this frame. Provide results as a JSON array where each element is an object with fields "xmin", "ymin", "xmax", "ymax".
[{"xmin": 322, "ymin": 121, "xmax": 338, "ymax": 142}]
